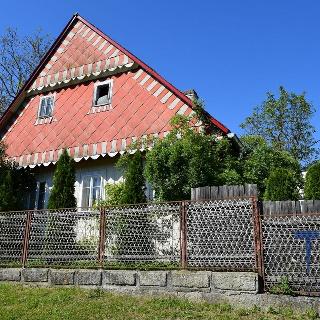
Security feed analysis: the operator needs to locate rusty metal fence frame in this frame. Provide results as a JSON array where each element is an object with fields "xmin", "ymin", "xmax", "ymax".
[{"xmin": 0, "ymin": 198, "xmax": 261, "ymax": 274}]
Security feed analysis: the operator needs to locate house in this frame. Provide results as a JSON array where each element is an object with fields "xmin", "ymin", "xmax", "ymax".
[{"xmin": 0, "ymin": 14, "xmax": 234, "ymax": 210}]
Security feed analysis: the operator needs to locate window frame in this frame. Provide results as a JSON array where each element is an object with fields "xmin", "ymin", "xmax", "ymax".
[
  {"xmin": 81, "ymin": 175, "xmax": 103, "ymax": 208},
  {"xmin": 38, "ymin": 94, "xmax": 55, "ymax": 119},
  {"xmin": 92, "ymin": 79, "xmax": 113, "ymax": 107}
]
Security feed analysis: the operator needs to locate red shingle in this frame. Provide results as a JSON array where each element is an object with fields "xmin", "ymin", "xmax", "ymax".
[{"xmin": 1, "ymin": 14, "xmax": 229, "ymax": 164}]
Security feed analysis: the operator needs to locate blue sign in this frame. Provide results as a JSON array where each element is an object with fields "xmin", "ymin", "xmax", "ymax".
[{"xmin": 294, "ymin": 231, "xmax": 320, "ymax": 274}]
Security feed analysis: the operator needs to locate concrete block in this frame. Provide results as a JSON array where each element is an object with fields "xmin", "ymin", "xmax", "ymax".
[
  {"xmin": 0, "ymin": 268, "xmax": 21, "ymax": 281},
  {"xmin": 139, "ymin": 271, "xmax": 167, "ymax": 287},
  {"xmin": 50, "ymin": 269, "xmax": 74, "ymax": 285},
  {"xmin": 103, "ymin": 270, "xmax": 136, "ymax": 286},
  {"xmin": 22, "ymin": 268, "xmax": 48, "ymax": 282},
  {"xmin": 171, "ymin": 271, "xmax": 210, "ymax": 288},
  {"xmin": 211, "ymin": 272, "xmax": 258, "ymax": 292},
  {"xmin": 77, "ymin": 270, "xmax": 102, "ymax": 286}
]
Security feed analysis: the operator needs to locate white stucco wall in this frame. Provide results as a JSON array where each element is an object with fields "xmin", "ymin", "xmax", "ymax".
[{"xmin": 32, "ymin": 156, "xmax": 152, "ymax": 209}]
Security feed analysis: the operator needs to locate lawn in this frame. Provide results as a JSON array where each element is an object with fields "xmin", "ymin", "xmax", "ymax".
[{"xmin": 0, "ymin": 283, "xmax": 318, "ymax": 320}]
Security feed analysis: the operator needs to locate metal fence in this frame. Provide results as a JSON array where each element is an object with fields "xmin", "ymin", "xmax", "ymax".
[
  {"xmin": 262, "ymin": 213, "xmax": 320, "ymax": 294},
  {"xmin": 27, "ymin": 209, "xmax": 100, "ymax": 268},
  {"xmin": 0, "ymin": 211, "xmax": 27, "ymax": 266},
  {"xmin": 186, "ymin": 199, "xmax": 257, "ymax": 270},
  {"xmin": 0, "ymin": 199, "xmax": 259, "ymax": 272},
  {"xmin": 6, "ymin": 197, "xmax": 320, "ymax": 295},
  {"xmin": 103, "ymin": 202, "xmax": 181, "ymax": 265}
]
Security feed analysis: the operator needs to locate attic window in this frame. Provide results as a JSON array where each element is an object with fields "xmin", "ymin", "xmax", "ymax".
[
  {"xmin": 38, "ymin": 95, "xmax": 54, "ymax": 118},
  {"xmin": 93, "ymin": 80, "xmax": 113, "ymax": 107}
]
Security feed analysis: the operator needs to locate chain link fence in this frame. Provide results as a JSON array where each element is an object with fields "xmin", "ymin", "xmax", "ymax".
[
  {"xmin": 5, "ymin": 189, "xmax": 320, "ymax": 295},
  {"xmin": 186, "ymin": 199, "xmax": 257, "ymax": 270},
  {"xmin": 0, "ymin": 199, "xmax": 258, "ymax": 271},
  {"xmin": 103, "ymin": 202, "xmax": 181, "ymax": 267},
  {"xmin": 262, "ymin": 213, "xmax": 320, "ymax": 293},
  {"xmin": 0, "ymin": 211, "xmax": 28, "ymax": 267},
  {"xmin": 27, "ymin": 208, "xmax": 100, "ymax": 268}
]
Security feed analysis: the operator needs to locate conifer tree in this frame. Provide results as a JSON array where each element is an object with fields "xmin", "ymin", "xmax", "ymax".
[
  {"xmin": 264, "ymin": 168, "xmax": 300, "ymax": 201},
  {"xmin": 48, "ymin": 149, "xmax": 76, "ymax": 209},
  {"xmin": 0, "ymin": 144, "xmax": 35, "ymax": 211},
  {"xmin": 112, "ymin": 150, "xmax": 152, "ymax": 262},
  {"xmin": 117, "ymin": 151, "xmax": 147, "ymax": 204},
  {"xmin": 304, "ymin": 162, "xmax": 320, "ymax": 200},
  {"xmin": 45, "ymin": 150, "xmax": 77, "ymax": 264}
]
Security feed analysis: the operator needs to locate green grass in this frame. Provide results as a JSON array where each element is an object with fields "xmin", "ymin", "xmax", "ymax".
[
  {"xmin": 24, "ymin": 261, "xmax": 180, "ymax": 270},
  {"xmin": 0, "ymin": 283, "xmax": 318, "ymax": 320}
]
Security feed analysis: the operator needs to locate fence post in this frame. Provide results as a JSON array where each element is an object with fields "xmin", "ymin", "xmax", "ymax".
[
  {"xmin": 21, "ymin": 211, "xmax": 32, "ymax": 268},
  {"xmin": 98, "ymin": 207, "xmax": 106, "ymax": 267},
  {"xmin": 180, "ymin": 201, "xmax": 188, "ymax": 269},
  {"xmin": 252, "ymin": 198, "xmax": 264, "ymax": 290}
]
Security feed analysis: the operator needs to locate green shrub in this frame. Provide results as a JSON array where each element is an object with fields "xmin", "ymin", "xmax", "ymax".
[
  {"xmin": 241, "ymin": 135, "xmax": 302, "ymax": 197},
  {"xmin": 145, "ymin": 115, "xmax": 241, "ymax": 201},
  {"xmin": 94, "ymin": 182, "xmax": 126, "ymax": 207},
  {"xmin": 269, "ymin": 277, "xmax": 294, "ymax": 295},
  {"xmin": 304, "ymin": 162, "xmax": 320, "ymax": 200},
  {"xmin": 264, "ymin": 168, "xmax": 300, "ymax": 201},
  {"xmin": 0, "ymin": 154, "xmax": 35, "ymax": 211}
]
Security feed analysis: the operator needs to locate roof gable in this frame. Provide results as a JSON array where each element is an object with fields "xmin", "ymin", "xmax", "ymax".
[
  {"xmin": 0, "ymin": 14, "xmax": 229, "ymax": 134},
  {"xmin": 28, "ymin": 18, "xmax": 135, "ymax": 93},
  {"xmin": 0, "ymin": 14, "xmax": 231, "ymax": 167}
]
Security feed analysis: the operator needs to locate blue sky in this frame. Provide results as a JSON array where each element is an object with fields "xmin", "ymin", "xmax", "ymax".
[{"xmin": 1, "ymin": 0, "xmax": 319, "ymax": 141}]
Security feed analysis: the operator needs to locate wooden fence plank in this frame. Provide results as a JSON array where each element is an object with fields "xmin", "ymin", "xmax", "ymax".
[
  {"xmin": 191, "ymin": 184, "xmax": 259, "ymax": 200},
  {"xmin": 210, "ymin": 186, "xmax": 218, "ymax": 200}
]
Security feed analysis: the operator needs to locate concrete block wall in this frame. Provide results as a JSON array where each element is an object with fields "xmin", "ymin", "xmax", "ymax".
[
  {"xmin": 0, "ymin": 268, "xmax": 259, "ymax": 295},
  {"xmin": 3, "ymin": 268, "xmax": 320, "ymax": 312}
]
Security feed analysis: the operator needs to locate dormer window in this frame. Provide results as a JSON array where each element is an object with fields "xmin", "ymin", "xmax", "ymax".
[
  {"xmin": 93, "ymin": 79, "xmax": 113, "ymax": 107},
  {"xmin": 38, "ymin": 95, "xmax": 54, "ymax": 118}
]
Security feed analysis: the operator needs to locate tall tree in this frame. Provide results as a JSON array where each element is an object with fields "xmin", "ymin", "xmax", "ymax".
[
  {"xmin": 241, "ymin": 135, "xmax": 302, "ymax": 197},
  {"xmin": 0, "ymin": 28, "xmax": 51, "ymax": 114},
  {"xmin": 47, "ymin": 149, "xmax": 76, "ymax": 209},
  {"xmin": 240, "ymin": 86, "xmax": 317, "ymax": 165}
]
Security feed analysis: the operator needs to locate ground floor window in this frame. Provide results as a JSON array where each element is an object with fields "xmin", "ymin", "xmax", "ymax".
[{"xmin": 81, "ymin": 176, "xmax": 102, "ymax": 207}]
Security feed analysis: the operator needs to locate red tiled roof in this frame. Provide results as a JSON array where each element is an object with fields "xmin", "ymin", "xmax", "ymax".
[{"xmin": 0, "ymin": 14, "xmax": 230, "ymax": 167}]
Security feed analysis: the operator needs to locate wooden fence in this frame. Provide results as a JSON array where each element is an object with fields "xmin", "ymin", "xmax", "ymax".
[
  {"xmin": 263, "ymin": 200, "xmax": 320, "ymax": 216},
  {"xmin": 191, "ymin": 184, "xmax": 320, "ymax": 216},
  {"xmin": 191, "ymin": 184, "xmax": 258, "ymax": 201}
]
